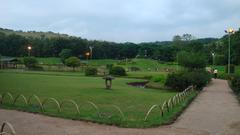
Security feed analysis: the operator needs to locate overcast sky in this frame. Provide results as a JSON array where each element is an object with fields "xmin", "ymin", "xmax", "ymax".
[{"xmin": 0, "ymin": 0, "xmax": 239, "ymax": 43}]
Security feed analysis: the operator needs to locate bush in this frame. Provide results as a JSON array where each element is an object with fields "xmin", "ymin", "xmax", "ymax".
[
  {"xmin": 165, "ymin": 70, "xmax": 211, "ymax": 91},
  {"xmin": 59, "ymin": 49, "xmax": 72, "ymax": 63},
  {"xmin": 217, "ymin": 73, "xmax": 233, "ymax": 80},
  {"xmin": 85, "ymin": 67, "xmax": 98, "ymax": 76},
  {"xmin": 214, "ymin": 55, "xmax": 225, "ymax": 65},
  {"xmin": 65, "ymin": 57, "xmax": 81, "ymax": 71},
  {"xmin": 231, "ymin": 75, "xmax": 240, "ymax": 94},
  {"xmin": 225, "ymin": 64, "xmax": 235, "ymax": 74},
  {"xmin": 109, "ymin": 66, "xmax": 126, "ymax": 76},
  {"xmin": 23, "ymin": 57, "xmax": 38, "ymax": 69},
  {"xmin": 151, "ymin": 75, "xmax": 166, "ymax": 84},
  {"xmin": 177, "ymin": 51, "xmax": 207, "ymax": 70}
]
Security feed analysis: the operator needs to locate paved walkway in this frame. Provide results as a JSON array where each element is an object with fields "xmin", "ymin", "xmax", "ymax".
[
  {"xmin": 173, "ymin": 79, "xmax": 240, "ymax": 135},
  {"xmin": 1, "ymin": 79, "xmax": 240, "ymax": 135}
]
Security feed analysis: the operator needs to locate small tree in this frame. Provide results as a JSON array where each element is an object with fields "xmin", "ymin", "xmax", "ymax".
[
  {"xmin": 59, "ymin": 49, "xmax": 72, "ymax": 63},
  {"xmin": 65, "ymin": 57, "xmax": 80, "ymax": 71},
  {"xmin": 23, "ymin": 57, "xmax": 38, "ymax": 69},
  {"xmin": 177, "ymin": 51, "xmax": 207, "ymax": 71}
]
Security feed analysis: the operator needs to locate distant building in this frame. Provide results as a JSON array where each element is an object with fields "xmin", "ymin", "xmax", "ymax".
[{"xmin": 0, "ymin": 57, "xmax": 19, "ymax": 69}]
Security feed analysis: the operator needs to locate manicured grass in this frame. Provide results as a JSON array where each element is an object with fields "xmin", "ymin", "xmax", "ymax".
[
  {"xmin": 36, "ymin": 57, "xmax": 62, "ymax": 65},
  {"xmin": 28, "ymin": 57, "xmax": 178, "ymax": 72},
  {"xmin": 0, "ymin": 70, "xmax": 195, "ymax": 127},
  {"xmin": 87, "ymin": 59, "xmax": 118, "ymax": 66},
  {"xmin": 122, "ymin": 59, "xmax": 177, "ymax": 71},
  {"xmin": 127, "ymin": 71, "xmax": 167, "ymax": 79}
]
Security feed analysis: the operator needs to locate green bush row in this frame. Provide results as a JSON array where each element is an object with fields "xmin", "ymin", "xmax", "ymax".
[
  {"xmin": 230, "ymin": 75, "xmax": 240, "ymax": 96},
  {"xmin": 165, "ymin": 70, "xmax": 211, "ymax": 91}
]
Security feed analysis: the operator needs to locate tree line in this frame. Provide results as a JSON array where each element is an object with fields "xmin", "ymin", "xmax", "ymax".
[{"xmin": 0, "ymin": 28, "xmax": 239, "ymax": 65}]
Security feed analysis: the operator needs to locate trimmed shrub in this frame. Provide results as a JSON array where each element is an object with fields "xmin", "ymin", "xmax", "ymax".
[
  {"xmin": 65, "ymin": 57, "xmax": 80, "ymax": 71},
  {"xmin": 165, "ymin": 70, "xmax": 211, "ymax": 91},
  {"xmin": 225, "ymin": 64, "xmax": 235, "ymax": 74},
  {"xmin": 231, "ymin": 75, "xmax": 240, "ymax": 94},
  {"xmin": 165, "ymin": 72, "xmax": 188, "ymax": 91},
  {"xmin": 151, "ymin": 75, "xmax": 166, "ymax": 84},
  {"xmin": 23, "ymin": 57, "xmax": 41, "ymax": 70},
  {"xmin": 85, "ymin": 67, "xmax": 98, "ymax": 76},
  {"xmin": 109, "ymin": 66, "xmax": 126, "ymax": 76}
]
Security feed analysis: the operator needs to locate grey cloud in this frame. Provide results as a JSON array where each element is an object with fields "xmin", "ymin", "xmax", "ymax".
[{"xmin": 0, "ymin": 0, "xmax": 239, "ymax": 43}]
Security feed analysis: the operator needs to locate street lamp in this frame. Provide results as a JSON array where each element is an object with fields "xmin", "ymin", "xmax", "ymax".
[
  {"xmin": 144, "ymin": 49, "xmax": 147, "ymax": 57},
  {"xmin": 27, "ymin": 45, "xmax": 32, "ymax": 56},
  {"xmin": 89, "ymin": 46, "xmax": 94, "ymax": 59},
  {"xmin": 211, "ymin": 52, "xmax": 215, "ymax": 67},
  {"xmin": 225, "ymin": 28, "xmax": 235, "ymax": 74},
  {"xmin": 85, "ymin": 52, "xmax": 90, "ymax": 61}
]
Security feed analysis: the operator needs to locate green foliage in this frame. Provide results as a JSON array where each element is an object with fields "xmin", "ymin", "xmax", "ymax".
[
  {"xmin": 64, "ymin": 57, "xmax": 80, "ymax": 70},
  {"xmin": 151, "ymin": 75, "xmax": 166, "ymax": 84},
  {"xmin": 214, "ymin": 55, "xmax": 225, "ymax": 65},
  {"xmin": 23, "ymin": 57, "xmax": 39, "ymax": 69},
  {"xmin": 0, "ymin": 28, "xmax": 218, "ymax": 62},
  {"xmin": 129, "ymin": 66, "xmax": 141, "ymax": 71},
  {"xmin": 177, "ymin": 51, "xmax": 207, "ymax": 70},
  {"xmin": 165, "ymin": 70, "xmax": 211, "ymax": 91},
  {"xmin": 109, "ymin": 66, "xmax": 126, "ymax": 76},
  {"xmin": 231, "ymin": 75, "xmax": 240, "ymax": 95},
  {"xmin": 85, "ymin": 67, "xmax": 98, "ymax": 76},
  {"xmin": 225, "ymin": 64, "xmax": 235, "ymax": 73},
  {"xmin": 106, "ymin": 64, "xmax": 113, "ymax": 70},
  {"xmin": 59, "ymin": 49, "xmax": 72, "ymax": 63},
  {"xmin": 217, "ymin": 73, "xmax": 233, "ymax": 80}
]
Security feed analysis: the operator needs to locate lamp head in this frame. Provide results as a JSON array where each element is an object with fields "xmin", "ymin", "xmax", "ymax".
[
  {"xmin": 86, "ymin": 52, "xmax": 90, "ymax": 56},
  {"xmin": 225, "ymin": 28, "xmax": 235, "ymax": 34},
  {"xmin": 27, "ymin": 46, "xmax": 32, "ymax": 50}
]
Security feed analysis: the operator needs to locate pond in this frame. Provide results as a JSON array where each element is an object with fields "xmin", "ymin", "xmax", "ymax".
[{"xmin": 127, "ymin": 81, "xmax": 149, "ymax": 88}]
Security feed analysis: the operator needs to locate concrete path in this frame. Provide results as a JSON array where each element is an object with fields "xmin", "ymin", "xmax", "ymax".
[
  {"xmin": 173, "ymin": 79, "xmax": 240, "ymax": 135},
  {"xmin": 1, "ymin": 79, "xmax": 240, "ymax": 135}
]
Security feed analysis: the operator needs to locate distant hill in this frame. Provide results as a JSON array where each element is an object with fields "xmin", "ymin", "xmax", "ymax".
[
  {"xmin": 195, "ymin": 38, "xmax": 219, "ymax": 44},
  {"xmin": 0, "ymin": 27, "xmax": 71, "ymax": 39}
]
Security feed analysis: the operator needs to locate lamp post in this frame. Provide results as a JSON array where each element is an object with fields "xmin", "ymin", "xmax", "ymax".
[
  {"xmin": 224, "ymin": 28, "xmax": 235, "ymax": 74},
  {"xmin": 89, "ymin": 46, "xmax": 94, "ymax": 59},
  {"xmin": 86, "ymin": 52, "xmax": 90, "ymax": 62},
  {"xmin": 144, "ymin": 49, "xmax": 147, "ymax": 57},
  {"xmin": 211, "ymin": 52, "xmax": 215, "ymax": 68},
  {"xmin": 27, "ymin": 46, "xmax": 32, "ymax": 56}
]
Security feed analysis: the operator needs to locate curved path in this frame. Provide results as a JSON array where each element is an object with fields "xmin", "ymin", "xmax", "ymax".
[{"xmin": 0, "ymin": 79, "xmax": 240, "ymax": 135}]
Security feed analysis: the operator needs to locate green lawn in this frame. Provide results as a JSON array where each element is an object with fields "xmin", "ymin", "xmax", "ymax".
[
  {"xmin": 36, "ymin": 57, "xmax": 62, "ymax": 65},
  {"xmin": 0, "ymin": 70, "xmax": 196, "ymax": 127},
  {"xmin": 29, "ymin": 57, "xmax": 178, "ymax": 72}
]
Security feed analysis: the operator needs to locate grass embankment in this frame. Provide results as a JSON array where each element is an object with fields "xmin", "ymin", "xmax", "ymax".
[{"xmin": 0, "ymin": 70, "xmax": 196, "ymax": 127}]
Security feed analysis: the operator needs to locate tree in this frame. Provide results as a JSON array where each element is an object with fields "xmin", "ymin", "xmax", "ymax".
[
  {"xmin": 173, "ymin": 35, "xmax": 182, "ymax": 42},
  {"xmin": 65, "ymin": 57, "xmax": 81, "ymax": 71},
  {"xmin": 23, "ymin": 57, "xmax": 38, "ymax": 69},
  {"xmin": 177, "ymin": 51, "xmax": 207, "ymax": 70},
  {"xmin": 182, "ymin": 34, "xmax": 194, "ymax": 41},
  {"xmin": 59, "ymin": 49, "xmax": 72, "ymax": 63}
]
